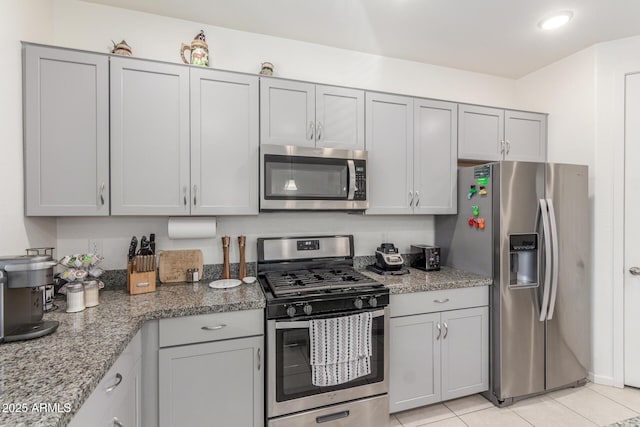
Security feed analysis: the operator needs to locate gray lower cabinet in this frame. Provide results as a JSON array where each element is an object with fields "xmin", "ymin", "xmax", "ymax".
[
  {"xmin": 366, "ymin": 93, "xmax": 457, "ymax": 214},
  {"xmin": 260, "ymin": 78, "xmax": 365, "ymax": 150},
  {"xmin": 70, "ymin": 331, "xmax": 142, "ymax": 427},
  {"xmin": 389, "ymin": 288, "xmax": 489, "ymax": 414},
  {"xmin": 458, "ymin": 104, "xmax": 546, "ymax": 162},
  {"xmin": 23, "ymin": 44, "xmax": 109, "ymax": 216},
  {"xmin": 190, "ymin": 69, "xmax": 259, "ymax": 215},
  {"xmin": 158, "ymin": 310, "xmax": 264, "ymax": 427},
  {"xmin": 110, "ymin": 57, "xmax": 191, "ymax": 215}
]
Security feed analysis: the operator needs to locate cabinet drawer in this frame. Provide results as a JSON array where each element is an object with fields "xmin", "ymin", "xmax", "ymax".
[
  {"xmin": 390, "ymin": 286, "xmax": 488, "ymax": 317},
  {"xmin": 159, "ymin": 309, "xmax": 263, "ymax": 347}
]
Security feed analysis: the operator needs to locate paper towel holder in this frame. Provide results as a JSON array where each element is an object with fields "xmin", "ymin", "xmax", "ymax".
[{"xmin": 168, "ymin": 217, "xmax": 217, "ymax": 239}]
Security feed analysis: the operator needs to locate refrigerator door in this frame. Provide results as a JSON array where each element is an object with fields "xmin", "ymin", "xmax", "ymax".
[
  {"xmin": 493, "ymin": 161, "xmax": 546, "ymax": 401},
  {"xmin": 545, "ymin": 163, "xmax": 590, "ymax": 390}
]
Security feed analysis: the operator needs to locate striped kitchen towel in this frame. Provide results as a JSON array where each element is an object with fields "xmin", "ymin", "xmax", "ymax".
[{"xmin": 309, "ymin": 311, "xmax": 373, "ymax": 387}]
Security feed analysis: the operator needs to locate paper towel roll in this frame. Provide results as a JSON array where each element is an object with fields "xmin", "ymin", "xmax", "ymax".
[{"xmin": 168, "ymin": 217, "xmax": 217, "ymax": 239}]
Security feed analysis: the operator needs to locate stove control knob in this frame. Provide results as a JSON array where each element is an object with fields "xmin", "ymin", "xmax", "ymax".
[
  {"xmin": 286, "ymin": 306, "xmax": 296, "ymax": 317},
  {"xmin": 354, "ymin": 299, "xmax": 363, "ymax": 310},
  {"xmin": 368, "ymin": 297, "xmax": 378, "ymax": 308},
  {"xmin": 303, "ymin": 304, "xmax": 313, "ymax": 315}
]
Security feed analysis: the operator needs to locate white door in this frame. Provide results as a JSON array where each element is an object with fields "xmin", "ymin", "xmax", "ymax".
[
  {"xmin": 624, "ymin": 72, "xmax": 640, "ymax": 387},
  {"xmin": 504, "ymin": 110, "xmax": 547, "ymax": 162},
  {"xmin": 315, "ymin": 85, "xmax": 365, "ymax": 150},
  {"xmin": 458, "ymin": 104, "xmax": 504, "ymax": 161}
]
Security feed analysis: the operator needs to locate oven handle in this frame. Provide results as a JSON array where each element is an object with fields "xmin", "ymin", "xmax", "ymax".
[
  {"xmin": 347, "ymin": 159, "xmax": 356, "ymax": 200},
  {"xmin": 275, "ymin": 309, "xmax": 386, "ymax": 329}
]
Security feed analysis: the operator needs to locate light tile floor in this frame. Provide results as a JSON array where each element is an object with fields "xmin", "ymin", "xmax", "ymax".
[{"xmin": 389, "ymin": 383, "xmax": 640, "ymax": 427}]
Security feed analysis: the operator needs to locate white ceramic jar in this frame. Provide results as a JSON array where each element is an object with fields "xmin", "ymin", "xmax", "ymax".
[{"xmin": 66, "ymin": 283, "xmax": 85, "ymax": 313}]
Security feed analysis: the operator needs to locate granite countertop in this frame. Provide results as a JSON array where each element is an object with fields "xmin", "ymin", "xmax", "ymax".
[
  {"xmin": 360, "ymin": 266, "xmax": 492, "ymax": 294},
  {"xmin": 0, "ymin": 281, "xmax": 265, "ymax": 427}
]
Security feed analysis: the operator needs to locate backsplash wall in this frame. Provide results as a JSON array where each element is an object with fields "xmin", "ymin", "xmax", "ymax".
[{"xmin": 56, "ymin": 214, "xmax": 434, "ymax": 270}]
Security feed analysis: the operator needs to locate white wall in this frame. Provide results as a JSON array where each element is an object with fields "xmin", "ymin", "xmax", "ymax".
[
  {"xmin": 48, "ymin": 0, "xmax": 517, "ymax": 269},
  {"xmin": 0, "ymin": 0, "xmax": 57, "ymax": 255}
]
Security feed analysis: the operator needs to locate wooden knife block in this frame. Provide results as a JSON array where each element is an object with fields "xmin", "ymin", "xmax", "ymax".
[{"xmin": 127, "ymin": 263, "xmax": 156, "ymax": 295}]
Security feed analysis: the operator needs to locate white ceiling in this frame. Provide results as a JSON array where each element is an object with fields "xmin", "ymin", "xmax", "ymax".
[{"xmin": 82, "ymin": 0, "xmax": 640, "ymax": 78}]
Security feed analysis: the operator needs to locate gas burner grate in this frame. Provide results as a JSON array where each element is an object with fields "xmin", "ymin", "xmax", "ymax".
[{"xmin": 265, "ymin": 268, "xmax": 377, "ymax": 296}]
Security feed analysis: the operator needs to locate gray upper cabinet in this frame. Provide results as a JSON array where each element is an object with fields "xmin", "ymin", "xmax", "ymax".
[
  {"xmin": 366, "ymin": 94, "xmax": 457, "ymax": 215},
  {"xmin": 365, "ymin": 92, "xmax": 414, "ymax": 215},
  {"xmin": 23, "ymin": 45, "xmax": 109, "ymax": 216},
  {"xmin": 414, "ymin": 99, "xmax": 458, "ymax": 214},
  {"xmin": 260, "ymin": 78, "xmax": 364, "ymax": 150},
  {"xmin": 191, "ymin": 69, "xmax": 259, "ymax": 215},
  {"xmin": 458, "ymin": 104, "xmax": 547, "ymax": 162},
  {"xmin": 504, "ymin": 110, "xmax": 547, "ymax": 162},
  {"xmin": 110, "ymin": 58, "xmax": 190, "ymax": 216}
]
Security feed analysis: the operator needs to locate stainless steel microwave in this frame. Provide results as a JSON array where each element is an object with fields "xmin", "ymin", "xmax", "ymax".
[{"xmin": 260, "ymin": 144, "xmax": 368, "ymax": 211}]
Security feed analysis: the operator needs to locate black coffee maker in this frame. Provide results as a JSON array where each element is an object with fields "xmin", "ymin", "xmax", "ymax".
[{"xmin": 0, "ymin": 255, "xmax": 59, "ymax": 343}]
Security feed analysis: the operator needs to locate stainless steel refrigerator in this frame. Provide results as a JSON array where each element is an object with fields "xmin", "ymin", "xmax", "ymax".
[{"xmin": 436, "ymin": 161, "xmax": 590, "ymax": 406}]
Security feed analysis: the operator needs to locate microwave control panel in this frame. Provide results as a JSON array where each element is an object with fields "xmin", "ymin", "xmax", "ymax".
[{"xmin": 354, "ymin": 160, "xmax": 367, "ymax": 200}]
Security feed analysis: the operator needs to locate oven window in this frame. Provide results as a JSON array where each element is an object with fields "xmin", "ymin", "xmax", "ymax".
[
  {"xmin": 264, "ymin": 155, "xmax": 348, "ymax": 199},
  {"xmin": 275, "ymin": 314, "xmax": 385, "ymax": 402}
]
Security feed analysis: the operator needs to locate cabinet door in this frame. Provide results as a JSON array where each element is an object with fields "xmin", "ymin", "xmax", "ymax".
[
  {"xmin": 111, "ymin": 357, "xmax": 141, "ymax": 427},
  {"xmin": 23, "ymin": 45, "xmax": 109, "ymax": 216},
  {"xmin": 504, "ymin": 110, "xmax": 547, "ymax": 162},
  {"xmin": 315, "ymin": 85, "xmax": 364, "ymax": 150},
  {"xmin": 440, "ymin": 306, "xmax": 489, "ymax": 402},
  {"xmin": 458, "ymin": 104, "xmax": 504, "ymax": 161},
  {"xmin": 414, "ymin": 99, "xmax": 458, "ymax": 214},
  {"xmin": 191, "ymin": 69, "xmax": 259, "ymax": 215},
  {"xmin": 260, "ymin": 78, "xmax": 315, "ymax": 147},
  {"xmin": 365, "ymin": 92, "xmax": 414, "ymax": 214},
  {"xmin": 159, "ymin": 336, "xmax": 263, "ymax": 427},
  {"xmin": 111, "ymin": 58, "xmax": 190, "ymax": 215},
  {"xmin": 389, "ymin": 313, "xmax": 441, "ymax": 413}
]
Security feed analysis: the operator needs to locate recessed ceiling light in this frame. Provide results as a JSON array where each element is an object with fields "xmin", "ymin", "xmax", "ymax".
[{"xmin": 538, "ymin": 11, "xmax": 573, "ymax": 30}]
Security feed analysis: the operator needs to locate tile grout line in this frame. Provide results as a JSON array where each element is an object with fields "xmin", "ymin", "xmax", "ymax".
[
  {"xmin": 548, "ymin": 388, "xmax": 637, "ymax": 425},
  {"xmin": 509, "ymin": 406, "xmax": 536, "ymax": 426}
]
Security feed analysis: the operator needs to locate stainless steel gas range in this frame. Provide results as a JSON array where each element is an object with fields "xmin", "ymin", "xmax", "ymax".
[{"xmin": 257, "ymin": 235, "xmax": 390, "ymax": 427}]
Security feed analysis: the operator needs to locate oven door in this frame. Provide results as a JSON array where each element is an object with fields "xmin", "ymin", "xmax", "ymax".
[
  {"xmin": 267, "ymin": 307, "xmax": 389, "ymax": 418},
  {"xmin": 260, "ymin": 144, "xmax": 367, "ymax": 211}
]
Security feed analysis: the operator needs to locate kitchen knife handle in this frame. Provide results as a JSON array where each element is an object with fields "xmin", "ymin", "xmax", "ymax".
[
  {"xmin": 183, "ymin": 186, "xmax": 187, "ymax": 207},
  {"xmin": 436, "ymin": 322, "xmax": 441, "ymax": 340},
  {"xmin": 193, "ymin": 184, "xmax": 198, "ymax": 206},
  {"xmin": 443, "ymin": 322, "xmax": 448, "ymax": 339},
  {"xmin": 99, "ymin": 182, "xmax": 105, "ymax": 206}
]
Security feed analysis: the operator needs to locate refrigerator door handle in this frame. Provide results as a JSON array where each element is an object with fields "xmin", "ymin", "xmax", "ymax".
[
  {"xmin": 539, "ymin": 199, "xmax": 553, "ymax": 322},
  {"xmin": 546, "ymin": 199, "xmax": 560, "ymax": 320}
]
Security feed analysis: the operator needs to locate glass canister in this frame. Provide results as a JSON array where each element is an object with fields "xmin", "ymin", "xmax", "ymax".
[
  {"xmin": 66, "ymin": 283, "xmax": 85, "ymax": 313},
  {"xmin": 83, "ymin": 280, "xmax": 100, "ymax": 307}
]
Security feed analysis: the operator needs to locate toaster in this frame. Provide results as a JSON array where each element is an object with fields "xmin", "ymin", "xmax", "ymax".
[{"xmin": 410, "ymin": 245, "xmax": 441, "ymax": 271}]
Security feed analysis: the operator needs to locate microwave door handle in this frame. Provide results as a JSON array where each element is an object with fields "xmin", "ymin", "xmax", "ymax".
[
  {"xmin": 347, "ymin": 160, "xmax": 356, "ymax": 200},
  {"xmin": 275, "ymin": 309, "xmax": 386, "ymax": 329}
]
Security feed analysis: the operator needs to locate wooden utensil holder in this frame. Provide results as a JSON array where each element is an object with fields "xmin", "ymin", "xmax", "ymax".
[{"xmin": 127, "ymin": 255, "xmax": 157, "ymax": 295}]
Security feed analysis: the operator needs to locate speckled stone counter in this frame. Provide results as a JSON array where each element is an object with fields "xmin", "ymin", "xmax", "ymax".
[
  {"xmin": 360, "ymin": 266, "xmax": 492, "ymax": 294},
  {"xmin": 0, "ymin": 281, "xmax": 265, "ymax": 427}
]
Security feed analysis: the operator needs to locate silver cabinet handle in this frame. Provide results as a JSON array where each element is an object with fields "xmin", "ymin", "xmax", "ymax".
[
  {"xmin": 317, "ymin": 121, "xmax": 323, "ymax": 141},
  {"xmin": 183, "ymin": 186, "xmax": 187, "ymax": 207},
  {"xmin": 436, "ymin": 322, "xmax": 441, "ymax": 340},
  {"xmin": 506, "ymin": 140, "xmax": 511, "ymax": 155},
  {"xmin": 499, "ymin": 140, "xmax": 505, "ymax": 155},
  {"xmin": 415, "ymin": 190, "xmax": 420, "ymax": 207},
  {"xmin": 443, "ymin": 322, "xmax": 449, "ymax": 339},
  {"xmin": 105, "ymin": 373, "xmax": 123, "ymax": 393},
  {"xmin": 308, "ymin": 121, "xmax": 315, "ymax": 140},
  {"xmin": 201, "ymin": 324, "xmax": 226, "ymax": 331},
  {"xmin": 630, "ymin": 267, "xmax": 640, "ymax": 276},
  {"xmin": 193, "ymin": 184, "xmax": 198, "ymax": 206},
  {"xmin": 409, "ymin": 191, "xmax": 414, "ymax": 207},
  {"xmin": 434, "ymin": 298, "xmax": 449, "ymax": 304},
  {"xmin": 99, "ymin": 182, "xmax": 105, "ymax": 206},
  {"xmin": 113, "ymin": 417, "xmax": 124, "ymax": 427},
  {"xmin": 257, "ymin": 348, "xmax": 261, "ymax": 371}
]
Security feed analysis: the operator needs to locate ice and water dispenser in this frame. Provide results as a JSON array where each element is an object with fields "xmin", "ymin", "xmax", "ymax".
[{"xmin": 509, "ymin": 233, "xmax": 538, "ymax": 287}]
